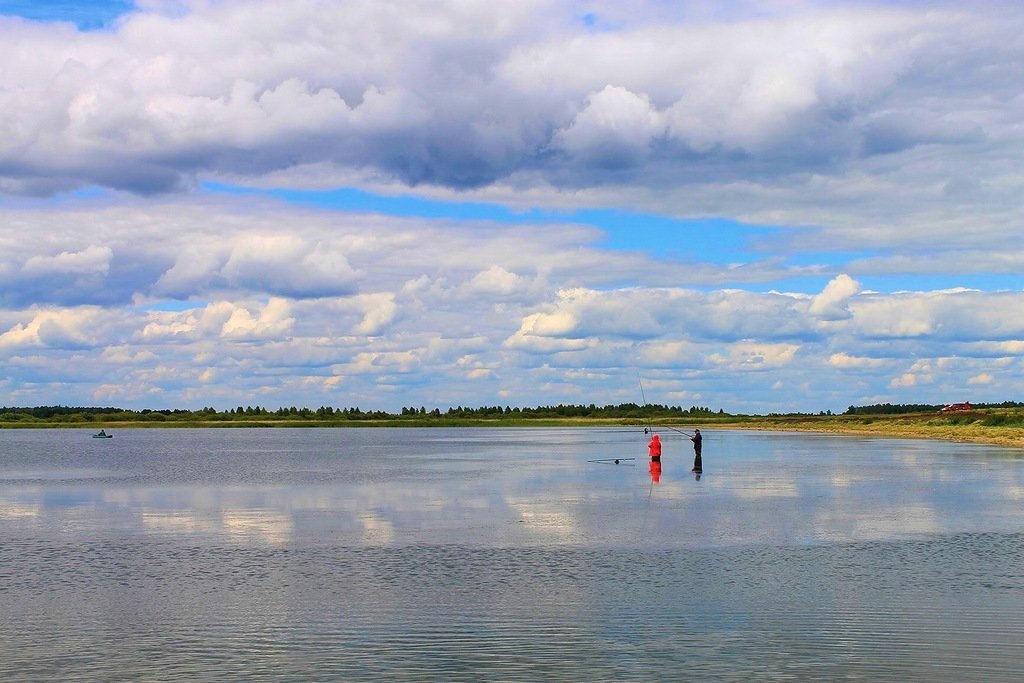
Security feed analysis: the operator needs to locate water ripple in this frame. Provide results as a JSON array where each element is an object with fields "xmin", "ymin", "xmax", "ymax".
[{"xmin": 2, "ymin": 533, "xmax": 1023, "ymax": 681}]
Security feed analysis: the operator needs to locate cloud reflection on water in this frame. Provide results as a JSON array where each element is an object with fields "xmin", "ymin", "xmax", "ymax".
[
  {"xmin": 0, "ymin": 501, "xmax": 40, "ymax": 519},
  {"xmin": 0, "ymin": 429, "xmax": 1022, "ymax": 549}
]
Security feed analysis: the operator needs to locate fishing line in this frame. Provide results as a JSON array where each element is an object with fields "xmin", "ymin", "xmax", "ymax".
[
  {"xmin": 639, "ymin": 375, "xmax": 696, "ymax": 437},
  {"xmin": 639, "ymin": 381, "xmax": 698, "ymax": 438},
  {"xmin": 638, "ymin": 375, "xmax": 654, "ymax": 435}
]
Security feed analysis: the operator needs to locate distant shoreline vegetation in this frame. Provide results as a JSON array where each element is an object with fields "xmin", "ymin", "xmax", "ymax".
[
  {"xmin": 1, "ymin": 402, "xmax": 724, "ymax": 426},
  {"xmin": 1, "ymin": 402, "xmax": 1023, "ymax": 446}
]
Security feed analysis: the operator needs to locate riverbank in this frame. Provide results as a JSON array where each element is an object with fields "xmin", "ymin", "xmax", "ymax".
[
  {"xmin": 3, "ymin": 410, "xmax": 1023, "ymax": 449},
  {"xmin": 712, "ymin": 415, "xmax": 1024, "ymax": 449}
]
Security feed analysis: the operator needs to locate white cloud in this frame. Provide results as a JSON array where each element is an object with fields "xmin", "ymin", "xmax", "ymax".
[
  {"xmin": 2, "ymin": 2, "xmax": 1024, "ymax": 412},
  {"xmin": 709, "ymin": 342, "xmax": 800, "ymax": 370},
  {"xmin": 636, "ymin": 340, "xmax": 704, "ymax": 367},
  {"xmin": 0, "ymin": 307, "xmax": 104, "ymax": 350},
  {"xmin": 220, "ymin": 298, "xmax": 294, "ymax": 340},
  {"xmin": 0, "ymin": 0, "xmax": 1015, "ymax": 247},
  {"xmin": 850, "ymin": 290, "xmax": 1024, "ymax": 341},
  {"xmin": 514, "ymin": 310, "xmax": 580, "ymax": 338},
  {"xmin": 554, "ymin": 85, "xmax": 663, "ymax": 167},
  {"xmin": 463, "ymin": 266, "xmax": 528, "ymax": 296},
  {"xmin": 2, "ymin": 200, "xmax": 1021, "ymax": 412},
  {"xmin": 348, "ymin": 349, "xmax": 420, "ymax": 374},
  {"xmin": 220, "ymin": 235, "xmax": 358, "ymax": 298},
  {"xmin": 153, "ymin": 245, "xmax": 229, "ymax": 298},
  {"xmin": 809, "ymin": 274, "xmax": 861, "ymax": 321},
  {"xmin": 889, "ymin": 360, "xmax": 935, "ymax": 389},
  {"xmin": 828, "ymin": 353, "xmax": 886, "ymax": 369},
  {"xmin": 353, "ymin": 293, "xmax": 396, "ymax": 336},
  {"xmin": 0, "ymin": 321, "xmax": 38, "ymax": 349},
  {"xmin": 22, "ymin": 245, "xmax": 112, "ymax": 276},
  {"xmin": 890, "ymin": 373, "xmax": 918, "ymax": 388}
]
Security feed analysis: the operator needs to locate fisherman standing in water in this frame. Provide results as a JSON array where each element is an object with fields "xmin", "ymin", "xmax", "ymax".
[
  {"xmin": 647, "ymin": 433, "xmax": 662, "ymax": 461},
  {"xmin": 690, "ymin": 428, "xmax": 702, "ymax": 472}
]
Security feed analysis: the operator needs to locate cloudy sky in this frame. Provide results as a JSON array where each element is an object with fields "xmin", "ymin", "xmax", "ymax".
[{"xmin": 1, "ymin": 0, "xmax": 1022, "ymax": 414}]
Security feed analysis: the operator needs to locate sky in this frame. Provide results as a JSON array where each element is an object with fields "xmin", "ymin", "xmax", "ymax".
[{"xmin": 1, "ymin": 0, "xmax": 1022, "ymax": 414}]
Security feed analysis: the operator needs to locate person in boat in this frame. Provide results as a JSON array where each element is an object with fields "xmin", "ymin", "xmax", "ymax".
[
  {"xmin": 647, "ymin": 433, "xmax": 662, "ymax": 461},
  {"xmin": 690, "ymin": 428, "xmax": 702, "ymax": 472},
  {"xmin": 97, "ymin": 429, "xmax": 106, "ymax": 437}
]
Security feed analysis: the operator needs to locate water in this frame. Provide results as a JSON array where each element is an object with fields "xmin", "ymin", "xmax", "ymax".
[{"xmin": 1, "ymin": 427, "xmax": 1022, "ymax": 681}]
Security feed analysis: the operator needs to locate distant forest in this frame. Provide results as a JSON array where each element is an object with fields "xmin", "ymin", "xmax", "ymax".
[
  {"xmin": 0, "ymin": 400, "xmax": 1022, "ymax": 424},
  {"xmin": 842, "ymin": 401, "xmax": 1024, "ymax": 415},
  {"xmin": 0, "ymin": 402, "xmax": 723, "ymax": 423}
]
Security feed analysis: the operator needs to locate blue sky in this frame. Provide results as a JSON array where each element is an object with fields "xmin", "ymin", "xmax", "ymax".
[
  {"xmin": 1, "ymin": 0, "xmax": 1023, "ymax": 413},
  {"xmin": 0, "ymin": 0, "xmax": 133, "ymax": 29}
]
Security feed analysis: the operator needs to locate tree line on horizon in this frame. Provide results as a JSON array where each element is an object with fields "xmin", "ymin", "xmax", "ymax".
[
  {"xmin": 0, "ymin": 402, "xmax": 725, "ymax": 423},
  {"xmin": 843, "ymin": 401, "xmax": 1024, "ymax": 415},
  {"xmin": 1, "ymin": 401, "xmax": 1022, "ymax": 424}
]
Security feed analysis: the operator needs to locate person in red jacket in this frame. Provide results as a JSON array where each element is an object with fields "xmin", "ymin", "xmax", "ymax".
[{"xmin": 648, "ymin": 433, "xmax": 662, "ymax": 461}]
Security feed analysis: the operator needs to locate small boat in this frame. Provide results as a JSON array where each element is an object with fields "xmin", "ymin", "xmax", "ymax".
[{"xmin": 92, "ymin": 431, "xmax": 112, "ymax": 439}]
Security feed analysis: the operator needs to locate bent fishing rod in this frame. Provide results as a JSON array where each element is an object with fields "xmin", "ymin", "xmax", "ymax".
[
  {"xmin": 638, "ymin": 375, "xmax": 701, "ymax": 438},
  {"xmin": 637, "ymin": 375, "xmax": 654, "ymax": 435},
  {"xmin": 662, "ymin": 424, "xmax": 696, "ymax": 437}
]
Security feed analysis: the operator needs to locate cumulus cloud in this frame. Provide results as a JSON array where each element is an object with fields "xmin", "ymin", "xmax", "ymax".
[
  {"xmin": 889, "ymin": 360, "xmax": 936, "ymax": 389},
  {"xmin": 2, "ymin": 258, "xmax": 1023, "ymax": 410},
  {"xmin": 890, "ymin": 373, "xmax": 918, "ymax": 388},
  {"xmin": 219, "ymin": 235, "xmax": 359, "ymax": 298},
  {"xmin": 828, "ymin": 352, "xmax": 886, "ymax": 369},
  {"xmin": 462, "ymin": 266, "xmax": 529, "ymax": 297},
  {"xmin": 554, "ymin": 85, "xmax": 663, "ymax": 167},
  {"xmin": 850, "ymin": 290, "xmax": 1024, "ymax": 341},
  {"xmin": 137, "ymin": 298, "xmax": 295, "ymax": 342},
  {"xmin": 221, "ymin": 298, "xmax": 294, "ymax": 340},
  {"xmin": 352, "ymin": 293, "xmax": 396, "ymax": 336},
  {"xmin": 2, "ymin": 1, "xmax": 1024, "ymax": 412},
  {"xmin": 153, "ymin": 246, "xmax": 227, "ymax": 298},
  {"xmin": 21, "ymin": 245, "xmax": 112, "ymax": 276},
  {"xmin": 708, "ymin": 342, "xmax": 800, "ymax": 370},
  {"xmin": 0, "ymin": 0, "xmax": 1019, "ymax": 244},
  {"xmin": 809, "ymin": 274, "xmax": 861, "ymax": 321},
  {"xmin": 0, "ymin": 307, "xmax": 104, "ymax": 350}
]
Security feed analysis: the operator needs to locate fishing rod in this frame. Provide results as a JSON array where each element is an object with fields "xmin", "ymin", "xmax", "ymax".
[
  {"xmin": 662, "ymin": 424, "xmax": 695, "ymax": 437},
  {"xmin": 638, "ymin": 375, "xmax": 654, "ymax": 435},
  {"xmin": 587, "ymin": 458, "xmax": 636, "ymax": 466},
  {"xmin": 639, "ymin": 377, "xmax": 695, "ymax": 438}
]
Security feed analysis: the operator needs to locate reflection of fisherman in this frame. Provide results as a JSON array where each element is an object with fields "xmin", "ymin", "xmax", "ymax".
[
  {"xmin": 690, "ymin": 428, "xmax": 702, "ymax": 472},
  {"xmin": 648, "ymin": 433, "xmax": 662, "ymax": 461},
  {"xmin": 649, "ymin": 458, "xmax": 662, "ymax": 484}
]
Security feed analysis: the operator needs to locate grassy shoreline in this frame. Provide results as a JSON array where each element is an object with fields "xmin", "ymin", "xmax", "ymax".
[
  {"xmin": 4, "ymin": 412, "xmax": 1023, "ymax": 449},
  {"xmin": 715, "ymin": 417, "xmax": 1024, "ymax": 449}
]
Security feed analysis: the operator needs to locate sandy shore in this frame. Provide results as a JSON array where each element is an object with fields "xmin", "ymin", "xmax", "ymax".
[{"xmin": 707, "ymin": 418, "xmax": 1024, "ymax": 449}]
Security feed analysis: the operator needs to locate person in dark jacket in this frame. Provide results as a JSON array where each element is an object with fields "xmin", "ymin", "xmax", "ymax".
[{"xmin": 690, "ymin": 428, "xmax": 702, "ymax": 472}]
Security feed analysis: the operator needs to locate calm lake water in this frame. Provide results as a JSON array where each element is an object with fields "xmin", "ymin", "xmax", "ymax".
[{"xmin": 1, "ymin": 427, "xmax": 1022, "ymax": 682}]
